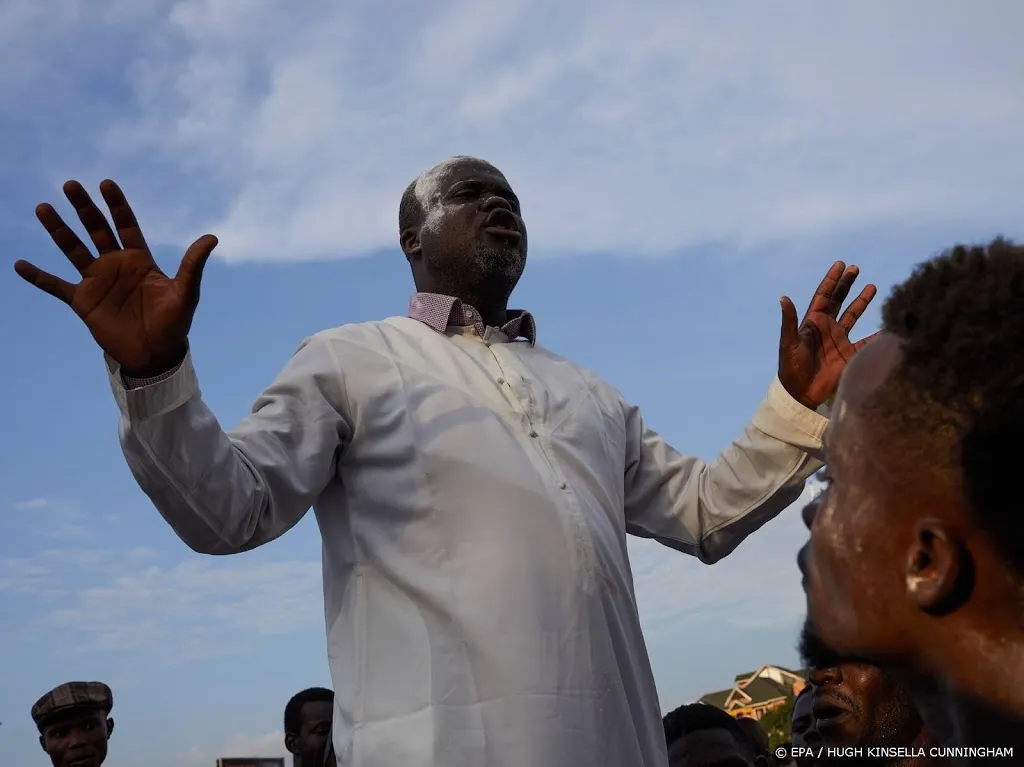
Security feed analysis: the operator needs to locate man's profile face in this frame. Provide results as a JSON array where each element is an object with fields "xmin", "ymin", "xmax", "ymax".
[
  {"xmin": 39, "ymin": 708, "xmax": 112, "ymax": 767},
  {"xmin": 667, "ymin": 727, "xmax": 758, "ymax": 767},
  {"xmin": 296, "ymin": 700, "xmax": 334, "ymax": 766},
  {"xmin": 797, "ymin": 333, "xmax": 914, "ymax": 660},
  {"xmin": 412, "ymin": 157, "xmax": 528, "ymax": 294},
  {"xmin": 791, "ymin": 691, "xmax": 819, "ymax": 760},
  {"xmin": 810, "ymin": 660, "xmax": 921, "ymax": 750}
]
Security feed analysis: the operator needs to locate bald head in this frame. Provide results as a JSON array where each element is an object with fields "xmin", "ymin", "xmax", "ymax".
[
  {"xmin": 399, "ymin": 156, "xmax": 502, "ymax": 236},
  {"xmin": 414, "ymin": 156, "xmax": 496, "ymax": 212}
]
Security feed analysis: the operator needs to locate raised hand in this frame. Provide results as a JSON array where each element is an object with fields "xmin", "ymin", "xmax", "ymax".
[
  {"xmin": 778, "ymin": 261, "xmax": 878, "ymax": 410},
  {"xmin": 14, "ymin": 180, "xmax": 217, "ymax": 377}
]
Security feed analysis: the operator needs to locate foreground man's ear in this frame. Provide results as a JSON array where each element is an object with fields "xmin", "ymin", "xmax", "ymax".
[{"xmin": 904, "ymin": 519, "xmax": 972, "ymax": 615}]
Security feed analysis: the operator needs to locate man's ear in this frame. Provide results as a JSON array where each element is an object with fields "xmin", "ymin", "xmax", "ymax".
[
  {"xmin": 106, "ymin": 718, "xmax": 115, "ymax": 738},
  {"xmin": 285, "ymin": 732, "xmax": 298, "ymax": 755},
  {"xmin": 904, "ymin": 519, "xmax": 973, "ymax": 615},
  {"xmin": 400, "ymin": 227, "xmax": 422, "ymax": 261}
]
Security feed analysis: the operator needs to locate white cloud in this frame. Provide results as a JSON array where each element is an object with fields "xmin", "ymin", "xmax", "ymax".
[
  {"xmin": 10, "ymin": 498, "xmax": 91, "ymax": 539},
  {"xmin": 631, "ymin": 477, "xmax": 823, "ymax": 637},
  {"xmin": 0, "ymin": 547, "xmax": 155, "ymax": 599},
  {"xmin": 39, "ymin": 557, "xmax": 322, "ymax": 660},
  {"xmin": 1, "ymin": 541, "xmax": 321, "ymax": 661},
  {"xmin": 2, "ymin": 0, "xmax": 1021, "ymax": 262},
  {"xmin": 14, "ymin": 497, "xmax": 53, "ymax": 510},
  {"xmin": 0, "ymin": 556, "xmax": 52, "ymax": 593}
]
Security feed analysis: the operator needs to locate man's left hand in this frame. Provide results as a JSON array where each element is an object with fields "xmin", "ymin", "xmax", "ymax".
[{"xmin": 778, "ymin": 261, "xmax": 877, "ymax": 410}]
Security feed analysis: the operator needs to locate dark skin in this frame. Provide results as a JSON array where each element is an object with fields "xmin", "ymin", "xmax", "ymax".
[
  {"xmin": 285, "ymin": 700, "xmax": 335, "ymax": 767},
  {"xmin": 798, "ymin": 332, "xmax": 1024, "ymax": 756},
  {"xmin": 809, "ymin": 661, "xmax": 940, "ymax": 766},
  {"xmin": 667, "ymin": 728, "xmax": 767, "ymax": 767},
  {"xmin": 14, "ymin": 180, "xmax": 214, "ymax": 377},
  {"xmin": 38, "ymin": 708, "xmax": 113, "ymax": 767},
  {"xmin": 736, "ymin": 717, "xmax": 770, "ymax": 759},
  {"xmin": 777, "ymin": 264, "xmax": 877, "ymax": 410},
  {"xmin": 16, "ymin": 161, "xmax": 874, "ymax": 406},
  {"xmin": 400, "ymin": 157, "xmax": 528, "ymax": 330},
  {"xmin": 791, "ymin": 692, "xmax": 820, "ymax": 766}
]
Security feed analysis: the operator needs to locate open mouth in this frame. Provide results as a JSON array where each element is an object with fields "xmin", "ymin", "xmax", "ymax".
[
  {"xmin": 813, "ymin": 701, "xmax": 849, "ymax": 729},
  {"xmin": 483, "ymin": 210, "xmax": 521, "ymax": 240},
  {"xmin": 483, "ymin": 228, "xmax": 522, "ymax": 244},
  {"xmin": 67, "ymin": 756, "xmax": 97, "ymax": 767}
]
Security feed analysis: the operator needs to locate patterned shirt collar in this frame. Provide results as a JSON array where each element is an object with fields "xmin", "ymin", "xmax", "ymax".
[{"xmin": 407, "ymin": 293, "xmax": 537, "ymax": 346}]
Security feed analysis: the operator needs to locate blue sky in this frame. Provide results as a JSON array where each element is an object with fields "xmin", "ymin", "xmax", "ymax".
[{"xmin": 1, "ymin": 1, "xmax": 1022, "ymax": 765}]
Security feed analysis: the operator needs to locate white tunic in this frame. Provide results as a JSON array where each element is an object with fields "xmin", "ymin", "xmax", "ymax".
[{"xmin": 105, "ymin": 314, "xmax": 826, "ymax": 767}]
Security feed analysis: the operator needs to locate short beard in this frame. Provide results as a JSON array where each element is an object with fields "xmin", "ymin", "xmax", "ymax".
[{"xmin": 468, "ymin": 242, "xmax": 526, "ymax": 295}]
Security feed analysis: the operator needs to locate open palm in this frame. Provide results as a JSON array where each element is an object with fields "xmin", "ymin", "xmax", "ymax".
[
  {"xmin": 14, "ymin": 180, "xmax": 218, "ymax": 376},
  {"xmin": 778, "ymin": 262, "xmax": 878, "ymax": 410}
]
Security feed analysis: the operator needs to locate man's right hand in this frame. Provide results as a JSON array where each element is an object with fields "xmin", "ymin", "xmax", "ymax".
[{"xmin": 14, "ymin": 180, "xmax": 218, "ymax": 377}]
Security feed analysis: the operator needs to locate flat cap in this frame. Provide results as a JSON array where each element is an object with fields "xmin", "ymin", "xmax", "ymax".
[{"xmin": 31, "ymin": 682, "xmax": 113, "ymax": 727}]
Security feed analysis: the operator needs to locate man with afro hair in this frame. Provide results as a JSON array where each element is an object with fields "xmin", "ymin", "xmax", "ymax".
[{"xmin": 799, "ymin": 238, "xmax": 1024, "ymax": 755}]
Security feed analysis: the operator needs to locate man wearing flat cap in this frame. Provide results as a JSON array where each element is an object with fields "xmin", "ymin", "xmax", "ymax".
[{"xmin": 31, "ymin": 681, "xmax": 114, "ymax": 767}]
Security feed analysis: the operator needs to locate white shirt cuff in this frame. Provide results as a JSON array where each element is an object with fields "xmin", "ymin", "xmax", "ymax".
[
  {"xmin": 764, "ymin": 375, "xmax": 830, "ymax": 442},
  {"xmin": 105, "ymin": 351, "xmax": 200, "ymax": 421}
]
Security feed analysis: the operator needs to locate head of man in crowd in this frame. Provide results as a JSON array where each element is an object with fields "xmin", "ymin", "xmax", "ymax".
[
  {"xmin": 284, "ymin": 687, "xmax": 335, "ymax": 767},
  {"xmin": 736, "ymin": 717, "xmax": 770, "ymax": 763},
  {"xmin": 31, "ymin": 682, "xmax": 114, "ymax": 767},
  {"xmin": 664, "ymin": 702, "xmax": 769, "ymax": 767},
  {"xmin": 790, "ymin": 686, "xmax": 819, "ymax": 766},
  {"xmin": 798, "ymin": 238, "xmax": 1024, "ymax": 746},
  {"xmin": 800, "ymin": 621, "xmax": 941, "ymax": 765},
  {"xmin": 399, "ymin": 156, "xmax": 528, "ymax": 325}
]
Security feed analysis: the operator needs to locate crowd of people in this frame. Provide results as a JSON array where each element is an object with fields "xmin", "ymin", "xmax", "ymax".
[
  {"xmin": 662, "ymin": 627, "xmax": 953, "ymax": 766},
  {"xmin": 27, "ymin": 682, "xmax": 337, "ymax": 767},
  {"xmin": 13, "ymin": 155, "xmax": 1023, "ymax": 766}
]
